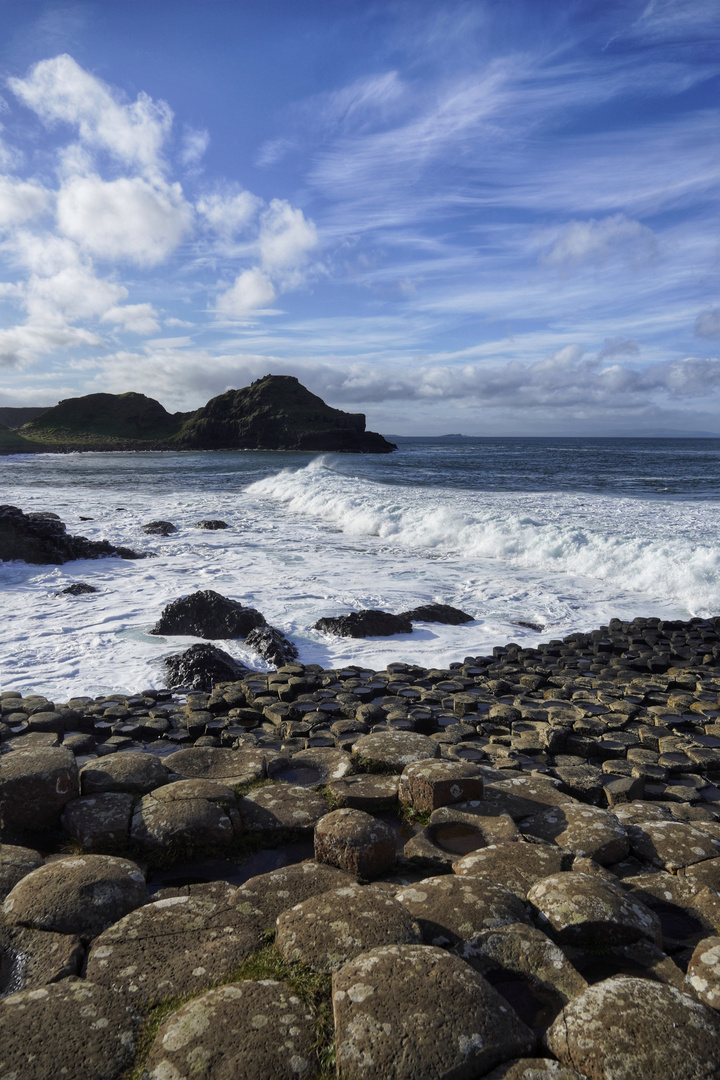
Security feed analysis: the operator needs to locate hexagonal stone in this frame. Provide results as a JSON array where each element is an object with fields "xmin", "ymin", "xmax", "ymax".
[
  {"xmin": 0, "ymin": 844, "xmax": 44, "ymax": 901},
  {"xmin": 231, "ymin": 861, "xmax": 357, "ymax": 929},
  {"xmin": 79, "ymin": 751, "xmax": 169, "ymax": 795},
  {"xmin": 482, "ymin": 777, "xmax": 577, "ymax": 822},
  {"xmin": 528, "ymin": 872, "xmax": 661, "ymax": 949},
  {"xmin": 453, "ymin": 840, "xmax": 564, "ymax": 898},
  {"xmin": 685, "ymin": 857, "xmax": 720, "ymax": 892},
  {"xmin": 0, "ymin": 978, "xmax": 139, "ymax": 1080},
  {"xmin": 455, "ymin": 922, "xmax": 588, "ymax": 1011},
  {"xmin": 521, "ymin": 804, "xmax": 629, "ymax": 865},
  {"xmin": 276, "ymin": 884, "xmax": 421, "ymax": 972},
  {"xmin": 398, "ymin": 758, "xmax": 484, "ymax": 811},
  {"xmin": 278, "ymin": 747, "xmax": 352, "ymax": 784},
  {"xmin": 352, "ymin": 731, "xmax": 440, "ymax": 772},
  {"xmin": 482, "ymin": 1061, "xmax": 587, "ymax": 1080},
  {"xmin": 396, "ymin": 875, "xmax": 529, "ymax": 947},
  {"xmin": 627, "ymin": 820, "xmax": 720, "ymax": 871},
  {"xmin": 315, "ymin": 808, "xmax": 396, "ymax": 878},
  {"xmin": 238, "ymin": 783, "xmax": 328, "ymax": 834},
  {"xmin": 620, "ymin": 873, "xmax": 716, "ymax": 952},
  {"xmin": 144, "ymin": 980, "xmax": 317, "ymax": 1079},
  {"xmin": 333, "ymin": 944, "xmax": 534, "ymax": 1079},
  {"xmin": 3, "ymin": 855, "xmax": 147, "ymax": 938},
  {"xmin": 0, "ymin": 923, "xmax": 83, "ymax": 994},
  {"xmin": 61, "ymin": 793, "xmax": 134, "ymax": 852},
  {"xmin": 85, "ymin": 893, "xmax": 262, "ymax": 1005},
  {"xmin": 130, "ymin": 779, "xmax": 239, "ymax": 853},
  {"xmin": 164, "ymin": 746, "xmax": 278, "ymax": 785},
  {"xmin": 327, "ymin": 773, "xmax": 399, "ymax": 811},
  {"xmin": 546, "ymin": 976, "xmax": 720, "ymax": 1080},
  {"xmin": 0, "ymin": 746, "xmax": 79, "ymax": 833},
  {"xmin": 686, "ymin": 936, "xmax": 720, "ymax": 1010}
]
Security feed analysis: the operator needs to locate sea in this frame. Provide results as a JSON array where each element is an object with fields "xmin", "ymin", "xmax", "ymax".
[{"xmin": 1, "ymin": 436, "xmax": 720, "ymax": 700}]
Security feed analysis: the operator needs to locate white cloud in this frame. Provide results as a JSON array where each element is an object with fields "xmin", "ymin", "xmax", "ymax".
[
  {"xmin": 543, "ymin": 214, "xmax": 657, "ymax": 269},
  {"xmin": 695, "ymin": 308, "xmax": 720, "ymax": 339},
  {"xmin": 0, "ymin": 322, "xmax": 102, "ymax": 368},
  {"xmin": 25, "ymin": 263, "xmax": 125, "ymax": 323},
  {"xmin": 56, "ymin": 174, "xmax": 192, "ymax": 265},
  {"xmin": 180, "ymin": 127, "xmax": 209, "ymax": 167},
  {"xmin": 101, "ymin": 303, "xmax": 160, "ymax": 335},
  {"xmin": 259, "ymin": 198, "xmax": 318, "ymax": 280},
  {"xmin": 217, "ymin": 268, "xmax": 276, "ymax": 316},
  {"xmin": 9, "ymin": 54, "xmax": 172, "ymax": 175},
  {"xmin": 196, "ymin": 187, "xmax": 261, "ymax": 236},
  {"xmin": 0, "ymin": 176, "xmax": 49, "ymax": 231}
]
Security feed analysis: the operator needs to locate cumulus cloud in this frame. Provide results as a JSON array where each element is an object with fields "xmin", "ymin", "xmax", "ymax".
[
  {"xmin": 56, "ymin": 174, "xmax": 192, "ymax": 264},
  {"xmin": 259, "ymin": 199, "xmax": 318, "ymax": 273},
  {"xmin": 196, "ymin": 187, "xmax": 261, "ymax": 236},
  {"xmin": 695, "ymin": 308, "xmax": 720, "ymax": 339},
  {"xmin": 180, "ymin": 127, "xmax": 209, "ymax": 168},
  {"xmin": 0, "ymin": 176, "xmax": 49, "ymax": 231},
  {"xmin": 9, "ymin": 54, "xmax": 172, "ymax": 174},
  {"xmin": 543, "ymin": 214, "xmax": 657, "ymax": 269},
  {"xmin": 101, "ymin": 303, "xmax": 161, "ymax": 335},
  {"xmin": 216, "ymin": 268, "xmax": 276, "ymax": 316}
]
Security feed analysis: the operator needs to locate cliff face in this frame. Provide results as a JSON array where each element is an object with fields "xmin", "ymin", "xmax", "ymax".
[
  {"xmin": 5, "ymin": 376, "xmax": 396, "ymax": 454},
  {"xmin": 176, "ymin": 375, "xmax": 395, "ymax": 452}
]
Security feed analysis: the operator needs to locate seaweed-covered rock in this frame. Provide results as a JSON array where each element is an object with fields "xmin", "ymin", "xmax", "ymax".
[
  {"xmin": 0, "ymin": 505, "xmax": 146, "ymax": 564},
  {"xmin": 151, "ymin": 589, "xmax": 266, "ymax": 638},
  {"xmin": 164, "ymin": 642, "xmax": 246, "ymax": 690},
  {"xmin": 314, "ymin": 609, "xmax": 412, "ymax": 638}
]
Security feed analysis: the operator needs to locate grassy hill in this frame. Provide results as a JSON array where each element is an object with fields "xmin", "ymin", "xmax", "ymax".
[{"xmin": 20, "ymin": 392, "xmax": 189, "ymax": 449}]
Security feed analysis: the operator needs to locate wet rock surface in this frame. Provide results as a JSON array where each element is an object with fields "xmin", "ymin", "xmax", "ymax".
[
  {"xmin": 314, "ymin": 609, "xmax": 413, "ymax": 637},
  {"xmin": 0, "ymin": 503, "xmax": 146, "ymax": 564},
  {"xmin": 164, "ymin": 641, "xmax": 246, "ymax": 689},
  {"xmin": 4, "ymin": 615, "xmax": 720, "ymax": 1076},
  {"xmin": 150, "ymin": 588, "xmax": 266, "ymax": 638}
]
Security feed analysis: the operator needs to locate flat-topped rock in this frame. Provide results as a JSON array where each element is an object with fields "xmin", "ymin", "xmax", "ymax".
[
  {"xmin": 627, "ymin": 820, "xmax": 720, "ymax": 871},
  {"xmin": 3, "ymin": 854, "xmax": 147, "ymax": 938},
  {"xmin": 314, "ymin": 609, "xmax": 412, "ymax": 638},
  {"xmin": 327, "ymin": 773, "xmax": 399, "ymax": 810},
  {"xmin": 79, "ymin": 751, "xmax": 169, "ymax": 795},
  {"xmin": 0, "ymin": 978, "xmax": 140, "ymax": 1080},
  {"xmin": 276, "ymin": 884, "xmax": 422, "ymax": 972},
  {"xmin": 528, "ymin": 871, "xmax": 662, "ymax": 949},
  {"xmin": 0, "ymin": 844, "xmax": 44, "ymax": 900},
  {"xmin": 144, "ymin": 980, "xmax": 318, "ymax": 1079},
  {"xmin": 238, "ymin": 782, "xmax": 328, "ymax": 834},
  {"xmin": 521, "ymin": 803, "xmax": 629, "ymax": 865},
  {"xmin": 130, "ymin": 778, "xmax": 239, "ymax": 853},
  {"xmin": 398, "ymin": 758, "xmax": 484, "ymax": 811},
  {"xmin": 231, "ymin": 861, "xmax": 357, "ymax": 929},
  {"xmin": 482, "ymin": 776, "xmax": 577, "ymax": 822},
  {"xmin": 396, "ymin": 875, "xmax": 530, "ymax": 947},
  {"xmin": 1, "ymin": 745, "xmax": 79, "ymax": 833},
  {"xmin": 686, "ymin": 936, "xmax": 720, "ymax": 1010},
  {"xmin": 86, "ymin": 892, "xmax": 262, "ymax": 1004},
  {"xmin": 315, "ymin": 808, "xmax": 397, "ymax": 878},
  {"xmin": 333, "ymin": 944, "xmax": 534, "ymax": 1079},
  {"xmin": 62, "ymin": 792, "xmax": 135, "ymax": 852},
  {"xmin": 163, "ymin": 745, "xmax": 277, "ymax": 784},
  {"xmin": 352, "ymin": 730, "xmax": 440, "ymax": 772},
  {"xmin": 453, "ymin": 839, "xmax": 564, "ymax": 897},
  {"xmin": 547, "ymin": 976, "xmax": 720, "ymax": 1079}
]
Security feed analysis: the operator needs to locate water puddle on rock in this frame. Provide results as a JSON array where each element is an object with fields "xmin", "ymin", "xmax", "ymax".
[{"xmin": 430, "ymin": 823, "xmax": 485, "ymax": 856}]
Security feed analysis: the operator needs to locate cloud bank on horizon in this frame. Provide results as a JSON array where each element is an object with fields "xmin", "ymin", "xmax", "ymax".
[{"xmin": 0, "ymin": 0, "xmax": 717, "ymax": 435}]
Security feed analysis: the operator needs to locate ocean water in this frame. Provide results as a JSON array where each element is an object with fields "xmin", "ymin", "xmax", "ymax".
[{"xmin": 1, "ymin": 437, "xmax": 719, "ymax": 698}]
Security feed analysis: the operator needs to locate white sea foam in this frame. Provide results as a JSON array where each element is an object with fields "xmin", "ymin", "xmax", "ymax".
[{"xmin": 0, "ymin": 451, "xmax": 717, "ymax": 698}]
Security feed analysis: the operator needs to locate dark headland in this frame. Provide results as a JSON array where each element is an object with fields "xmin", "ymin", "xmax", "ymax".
[{"xmin": 0, "ymin": 374, "xmax": 396, "ymax": 454}]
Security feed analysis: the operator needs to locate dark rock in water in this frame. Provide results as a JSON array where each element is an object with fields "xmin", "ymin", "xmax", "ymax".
[
  {"xmin": 245, "ymin": 626, "xmax": 298, "ymax": 666},
  {"xmin": 314, "ymin": 609, "xmax": 412, "ymax": 638},
  {"xmin": 150, "ymin": 589, "xmax": 266, "ymax": 638},
  {"xmin": 56, "ymin": 583, "xmax": 98, "ymax": 596},
  {"xmin": 164, "ymin": 643, "xmax": 246, "ymax": 690},
  {"xmin": 516, "ymin": 620, "xmax": 545, "ymax": 632},
  {"xmin": 142, "ymin": 520, "xmax": 176, "ymax": 536},
  {"xmin": 193, "ymin": 520, "xmax": 228, "ymax": 530},
  {"xmin": 0, "ymin": 505, "xmax": 146, "ymax": 565},
  {"xmin": 401, "ymin": 603, "xmax": 474, "ymax": 625}
]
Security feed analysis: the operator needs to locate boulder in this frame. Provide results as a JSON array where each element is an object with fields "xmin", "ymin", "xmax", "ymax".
[
  {"xmin": 0, "ymin": 923, "xmax": 83, "ymax": 994},
  {"xmin": 193, "ymin": 519, "xmax": 228, "ymax": 529},
  {"xmin": 0, "ymin": 978, "xmax": 140, "ymax": 1080},
  {"xmin": 61, "ymin": 793, "xmax": 135, "ymax": 852},
  {"xmin": 453, "ymin": 840, "xmax": 564, "ymax": 898},
  {"xmin": 2, "ymin": 854, "xmax": 147, "ymax": 938},
  {"xmin": 396, "ymin": 876, "xmax": 530, "ymax": 947},
  {"xmin": 327, "ymin": 774, "xmax": 399, "ymax": 811},
  {"xmin": 231, "ymin": 861, "xmax": 357, "ymax": 929},
  {"xmin": 353, "ymin": 730, "xmax": 440, "ymax": 772},
  {"xmin": 244, "ymin": 625, "xmax": 298, "ymax": 666},
  {"xmin": 144, "ymin": 980, "xmax": 317, "ymax": 1079},
  {"xmin": 238, "ymin": 783, "xmax": 328, "ymax": 834},
  {"xmin": 314, "ymin": 808, "xmax": 397, "ymax": 878},
  {"xmin": 130, "ymin": 779, "xmax": 240, "ymax": 853},
  {"xmin": 276, "ymin": 747, "xmax": 352, "ymax": 785},
  {"xmin": 528, "ymin": 871, "xmax": 661, "ymax": 949},
  {"xmin": 398, "ymin": 758, "xmax": 484, "ymax": 811},
  {"xmin": 164, "ymin": 745, "xmax": 276, "ymax": 784},
  {"xmin": 520, "ymin": 803, "xmax": 629, "ymax": 865},
  {"xmin": 627, "ymin": 820, "xmax": 720, "ymax": 871},
  {"xmin": 164, "ymin": 642, "xmax": 246, "ymax": 690},
  {"xmin": 79, "ymin": 750, "xmax": 169, "ymax": 794},
  {"xmin": 276, "ymin": 884, "xmax": 422, "ymax": 972},
  {"xmin": 142, "ymin": 520, "xmax": 176, "ymax": 535},
  {"xmin": 56, "ymin": 582, "xmax": 97, "ymax": 595},
  {"xmin": 151, "ymin": 589, "xmax": 266, "ymax": 638},
  {"xmin": 404, "ymin": 805, "xmax": 518, "ymax": 874},
  {"xmin": 0, "ymin": 844, "xmax": 44, "ymax": 901},
  {"xmin": 0, "ymin": 745, "xmax": 79, "ymax": 834},
  {"xmin": 333, "ymin": 944, "xmax": 534, "ymax": 1079},
  {"xmin": 546, "ymin": 976, "xmax": 720, "ymax": 1080},
  {"xmin": 400, "ymin": 603, "xmax": 474, "ymax": 624},
  {"xmin": 85, "ymin": 893, "xmax": 262, "ymax": 1004},
  {"xmin": 686, "ymin": 936, "xmax": 720, "ymax": 1010},
  {"xmin": 0, "ymin": 504, "xmax": 146, "ymax": 564},
  {"xmin": 314, "ymin": 609, "xmax": 412, "ymax": 638}
]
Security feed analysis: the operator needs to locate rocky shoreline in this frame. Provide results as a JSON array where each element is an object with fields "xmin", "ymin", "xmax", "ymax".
[{"xmin": 3, "ymin": 615, "xmax": 720, "ymax": 1077}]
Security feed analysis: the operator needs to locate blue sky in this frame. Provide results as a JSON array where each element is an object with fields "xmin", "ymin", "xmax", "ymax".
[{"xmin": 0, "ymin": 0, "xmax": 717, "ymax": 435}]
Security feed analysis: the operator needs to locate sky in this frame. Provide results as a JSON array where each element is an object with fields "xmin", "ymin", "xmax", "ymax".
[{"xmin": 0, "ymin": 0, "xmax": 717, "ymax": 436}]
